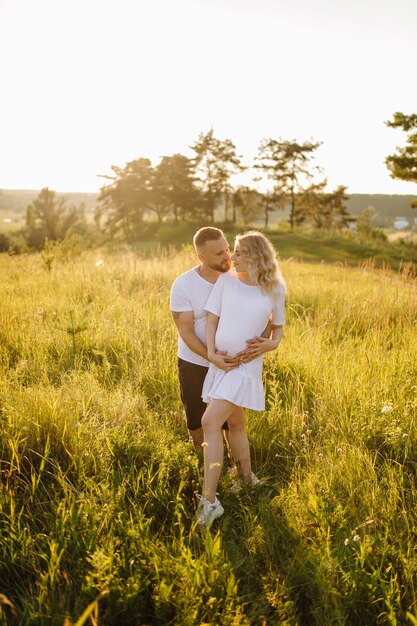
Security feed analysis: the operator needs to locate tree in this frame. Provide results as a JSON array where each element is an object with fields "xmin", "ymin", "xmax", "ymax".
[
  {"xmin": 191, "ymin": 129, "xmax": 245, "ymax": 223},
  {"xmin": 386, "ymin": 112, "xmax": 417, "ymax": 207},
  {"xmin": 255, "ymin": 138, "xmax": 322, "ymax": 229},
  {"xmin": 151, "ymin": 154, "xmax": 200, "ymax": 222},
  {"xmin": 25, "ymin": 187, "xmax": 86, "ymax": 250},
  {"xmin": 97, "ymin": 158, "xmax": 153, "ymax": 239},
  {"xmin": 232, "ymin": 186, "xmax": 264, "ymax": 225},
  {"xmin": 299, "ymin": 183, "xmax": 351, "ymax": 229},
  {"xmin": 357, "ymin": 205, "xmax": 377, "ymax": 233},
  {"xmin": 251, "ymin": 175, "xmax": 282, "ymax": 229},
  {"xmin": 215, "ymin": 139, "xmax": 245, "ymax": 222},
  {"xmin": 0, "ymin": 232, "xmax": 11, "ymax": 253},
  {"xmin": 292, "ymin": 180, "xmax": 326, "ymax": 227}
]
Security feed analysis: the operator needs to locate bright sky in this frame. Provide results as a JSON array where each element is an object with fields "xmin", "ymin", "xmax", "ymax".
[{"xmin": 0, "ymin": 0, "xmax": 416, "ymax": 195}]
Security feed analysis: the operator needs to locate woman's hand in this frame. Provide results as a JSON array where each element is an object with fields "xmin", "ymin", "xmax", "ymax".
[
  {"xmin": 208, "ymin": 350, "xmax": 238, "ymax": 371},
  {"xmin": 234, "ymin": 336, "xmax": 279, "ymax": 364}
]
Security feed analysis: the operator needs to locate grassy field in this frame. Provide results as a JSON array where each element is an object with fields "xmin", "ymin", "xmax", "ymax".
[{"xmin": 1, "ymin": 246, "xmax": 417, "ymax": 625}]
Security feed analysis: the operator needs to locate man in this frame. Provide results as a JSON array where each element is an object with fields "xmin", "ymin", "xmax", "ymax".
[
  {"xmin": 170, "ymin": 227, "xmax": 233, "ymax": 451},
  {"xmin": 170, "ymin": 226, "xmax": 276, "ymax": 453}
]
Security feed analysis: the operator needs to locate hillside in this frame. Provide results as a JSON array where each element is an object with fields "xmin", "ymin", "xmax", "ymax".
[
  {"xmin": 346, "ymin": 194, "xmax": 417, "ymax": 226},
  {"xmin": 0, "ymin": 189, "xmax": 98, "ymax": 213},
  {"xmin": 267, "ymin": 194, "xmax": 417, "ymax": 227}
]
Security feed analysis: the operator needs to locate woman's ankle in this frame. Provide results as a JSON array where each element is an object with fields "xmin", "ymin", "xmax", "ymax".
[{"xmin": 235, "ymin": 459, "xmax": 251, "ymax": 479}]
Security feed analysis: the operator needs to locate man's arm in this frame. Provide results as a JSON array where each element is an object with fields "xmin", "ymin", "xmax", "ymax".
[
  {"xmin": 171, "ymin": 310, "xmax": 237, "ymax": 369},
  {"xmin": 171, "ymin": 310, "xmax": 208, "ymax": 360}
]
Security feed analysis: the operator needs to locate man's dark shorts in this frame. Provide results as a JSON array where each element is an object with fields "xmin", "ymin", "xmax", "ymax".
[{"xmin": 178, "ymin": 358, "xmax": 228, "ymax": 431}]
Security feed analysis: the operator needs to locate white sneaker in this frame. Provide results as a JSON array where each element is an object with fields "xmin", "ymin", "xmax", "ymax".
[
  {"xmin": 249, "ymin": 472, "xmax": 261, "ymax": 487},
  {"xmin": 196, "ymin": 495, "xmax": 224, "ymax": 527},
  {"xmin": 230, "ymin": 471, "xmax": 261, "ymax": 494}
]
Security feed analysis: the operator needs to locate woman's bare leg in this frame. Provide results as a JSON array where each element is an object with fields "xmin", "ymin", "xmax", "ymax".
[
  {"xmin": 201, "ymin": 399, "xmax": 237, "ymax": 502},
  {"xmin": 227, "ymin": 407, "xmax": 252, "ymax": 479}
]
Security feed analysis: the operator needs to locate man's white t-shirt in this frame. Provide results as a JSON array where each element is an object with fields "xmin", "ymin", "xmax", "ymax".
[{"xmin": 170, "ymin": 267, "xmax": 219, "ymax": 367}]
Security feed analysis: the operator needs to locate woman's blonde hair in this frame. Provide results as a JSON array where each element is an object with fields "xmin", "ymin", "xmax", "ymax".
[{"xmin": 235, "ymin": 231, "xmax": 285, "ymax": 294}]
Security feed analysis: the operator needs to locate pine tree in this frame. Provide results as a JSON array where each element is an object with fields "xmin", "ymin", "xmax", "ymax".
[
  {"xmin": 255, "ymin": 138, "xmax": 322, "ymax": 229},
  {"xmin": 386, "ymin": 112, "xmax": 417, "ymax": 207}
]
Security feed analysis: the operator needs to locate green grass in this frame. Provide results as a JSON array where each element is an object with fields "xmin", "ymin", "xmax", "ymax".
[{"xmin": 0, "ymin": 247, "xmax": 417, "ymax": 625}]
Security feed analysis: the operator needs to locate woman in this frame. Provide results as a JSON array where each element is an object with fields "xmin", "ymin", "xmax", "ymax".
[{"xmin": 196, "ymin": 231, "xmax": 286, "ymax": 526}]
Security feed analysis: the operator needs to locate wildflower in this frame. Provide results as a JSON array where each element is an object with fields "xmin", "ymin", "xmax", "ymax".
[
  {"xmin": 337, "ymin": 447, "xmax": 342, "ymax": 453},
  {"xmin": 75, "ymin": 422, "xmax": 82, "ymax": 429},
  {"xmin": 344, "ymin": 538, "xmax": 349, "ymax": 546},
  {"xmin": 381, "ymin": 404, "xmax": 393, "ymax": 414},
  {"xmin": 95, "ymin": 259, "xmax": 105, "ymax": 268},
  {"xmin": 353, "ymin": 534, "xmax": 360, "ymax": 542},
  {"xmin": 402, "ymin": 433, "xmax": 408, "ymax": 439}
]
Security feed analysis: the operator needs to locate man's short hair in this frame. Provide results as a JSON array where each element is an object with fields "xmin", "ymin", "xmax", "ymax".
[{"xmin": 193, "ymin": 227, "xmax": 224, "ymax": 252}]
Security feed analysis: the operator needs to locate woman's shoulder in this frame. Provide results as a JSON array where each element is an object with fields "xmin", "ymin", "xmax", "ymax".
[
  {"xmin": 277, "ymin": 280, "xmax": 286, "ymax": 295},
  {"xmin": 269, "ymin": 280, "xmax": 286, "ymax": 301}
]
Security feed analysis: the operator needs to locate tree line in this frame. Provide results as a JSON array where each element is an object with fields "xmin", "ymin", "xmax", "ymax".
[
  {"xmin": 94, "ymin": 129, "xmax": 352, "ymax": 242},
  {"xmin": 1, "ymin": 114, "xmax": 416, "ymax": 252}
]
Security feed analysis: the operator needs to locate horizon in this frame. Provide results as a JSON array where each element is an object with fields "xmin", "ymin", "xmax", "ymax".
[{"xmin": 2, "ymin": 187, "xmax": 417, "ymax": 199}]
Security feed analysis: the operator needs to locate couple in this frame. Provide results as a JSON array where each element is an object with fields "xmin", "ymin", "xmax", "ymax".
[{"xmin": 170, "ymin": 227, "xmax": 286, "ymax": 527}]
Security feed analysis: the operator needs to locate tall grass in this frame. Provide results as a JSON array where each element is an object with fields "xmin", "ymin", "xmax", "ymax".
[{"xmin": 0, "ymin": 248, "xmax": 416, "ymax": 625}]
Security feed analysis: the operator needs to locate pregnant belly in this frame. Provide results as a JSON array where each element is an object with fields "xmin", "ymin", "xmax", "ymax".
[{"xmin": 215, "ymin": 332, "xmax": 247, "ymax": 357}]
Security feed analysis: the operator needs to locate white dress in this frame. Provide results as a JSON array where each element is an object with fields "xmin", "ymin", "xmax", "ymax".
[{"xmin": 202, "ymin": 271, "xmax": 286, "ymax": 411}]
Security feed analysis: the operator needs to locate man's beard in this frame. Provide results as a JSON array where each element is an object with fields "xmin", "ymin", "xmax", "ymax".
[{"xmin": 210, "ymin": 259, "xmax": 231, "ymax": 273}]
